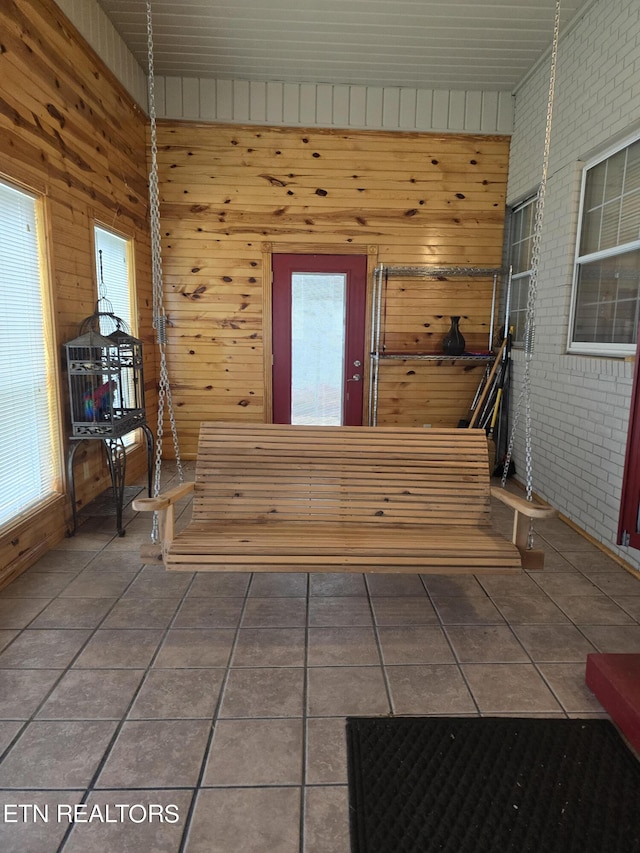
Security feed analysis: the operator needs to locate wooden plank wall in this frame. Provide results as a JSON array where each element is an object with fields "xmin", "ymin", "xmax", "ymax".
[
  {"xmin": 157, "ymin": 122, "xmax": 509, "ymax": 452},
  {"xmin": 376, "ymin": 273, "xmax": 498, "ymax": 426},
  {"xmin": 0, "ymin": 0, "xmax": 155, "ymax": 585}
]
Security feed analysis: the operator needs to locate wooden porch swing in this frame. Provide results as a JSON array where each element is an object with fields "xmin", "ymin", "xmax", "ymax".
[
  {"xmin": 136, "ymin": 1, "xmax": 559, "ymax": 575},
  {"xmin": 133, "ymin": 421, "xmax": 555, "ymax": 574}
]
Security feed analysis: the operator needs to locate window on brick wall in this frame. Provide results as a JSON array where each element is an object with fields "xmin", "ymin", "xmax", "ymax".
[
  {"xmin": 569, "ymin": 135, "xmax": 640, "ymax": 356},
  {"xmin": 0, "ymin": 179, "xmax": 61, "ymax": 527},
  {"xmin": 507, "ymin": 195, "xmax": 537, "ymax": 345}
]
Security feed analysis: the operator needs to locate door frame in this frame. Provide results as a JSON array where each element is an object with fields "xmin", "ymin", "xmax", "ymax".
[
  {"xmin": 262, "ymin": 242, "xmax": 378, "ymax": 424},
  {"xmin": 618, "ymin": 320, "xmax": 640, "ymax": 549}
]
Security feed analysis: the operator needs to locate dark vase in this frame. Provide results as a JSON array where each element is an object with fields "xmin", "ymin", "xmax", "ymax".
[{"xmin": 442, "ymin": 316, "xmax": 465, "ymax": 355}]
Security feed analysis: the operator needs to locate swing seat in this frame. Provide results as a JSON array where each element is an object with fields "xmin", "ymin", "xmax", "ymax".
[{"xmin": 133, "ymin": 422, "xmax": 556, "ymax": 573}]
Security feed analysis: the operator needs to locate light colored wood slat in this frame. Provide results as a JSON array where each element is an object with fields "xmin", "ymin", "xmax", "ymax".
[
  {"xmin": 195, "ymin": 478, "xmax": 489, "ymax": 491},
  {"xmin": 163, "ymin": 230, "xmax": 502, "ymax": 250},
  {"xmin": 194, "ymin": 502, "xmax": 488, "ymax": 516},
  {"xmin": 192, "ymin": 511, "xmax": 489, "ymax": 525},
  {"xmin": 160, "ymin": 186, "xmax": 506, "ymax": 207},
  {"xmin": 197, "ymin": 430, "xmax": 486, "ymax": 446},
  {"xmin": 376, "ymin": 392, "xmax": 483, "ymax": 404},
  {"xmin": 194, "ymin": 503, "xmax": 487, "ymax": 516},
  {"xmin": 158, "ymin": 150, "xmax": 510, "ymax": 170},
  {"xmin": 195, "ymin": 429, "xmax": 488, "ymax": 448},
  {"xmin": 195, "ymin": 483, "xmax": 489, "ymax": 499},
  {"xmin": 162, "ymin": 171, "xmax": 508, "ymax": 190},
  {"xmin": 194, "ymin": 496, "xmax": 488, "ymax": 511},
  {"xmin": 193, "ymin": 500, "xmax": 488, "ymax": 513},
  {"xmin": 170, "ymin": 530, "xmax": 517, "ymax": 553},
  {"xmin": 195, "ymin": 480, "xmax": 488, "ymax": 494},
  {"xmin": 196, "ymin": 443, "xmax": 488, "ymax": 457},
  {"xmin": 170, "ymin": 548, "xmax": 516, "ymax": 563},
  {"xmin": 177, "ymin": 522, "xmax": 505, "ymax": 540},
  {"xmin": 158, "ymin": 127, "xmax": 510, "ymax": 154},
  {"xmin": 196, "ymin": 462, "xmax": 488, "ymax": 476},
  {"xmin": 194, "ymin": 462, "xmax": 483, "ymax": 476},
  {"xmin": 167, "ymin": 549, "xmax": 519, "ymax": 565},
  {"xmin": 158, "ymin": 147, "xmax": 510, "ymax": 168},
  {"xmin": 195, "ymin": 460, "xmax": 486, "ymax": 472},
  {"xmin": 194, "ymin": 422, "xmax": 484, "ymax": 436},
  {"xmin": 166, "ymin": 562, "xmax": 519, "ymax": 575},
  {"xmin": 198, "ymin": 431, "xmax": 486, "ymax": 443},
  {"xmin": 194, "ymin": 500, "xmax": 489, "ymax": 514}
]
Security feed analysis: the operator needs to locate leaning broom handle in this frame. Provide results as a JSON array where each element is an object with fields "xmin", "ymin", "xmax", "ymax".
[{"xmin": 468, "ymin": 338, "xmax": 507, "ymax": 429}]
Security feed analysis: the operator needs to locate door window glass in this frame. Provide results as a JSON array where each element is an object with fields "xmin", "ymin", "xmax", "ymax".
[{"xmin": 291, "ymin": 273, "xmax": 346, "ymax": 425}]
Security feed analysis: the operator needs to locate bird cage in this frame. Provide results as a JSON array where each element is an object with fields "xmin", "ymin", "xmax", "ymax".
[{"xmin": 65, "ymin": 309, "xmax": 146, "ymax": 439}]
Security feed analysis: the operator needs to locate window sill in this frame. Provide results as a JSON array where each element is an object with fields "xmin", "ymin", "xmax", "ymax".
[{"xmin": 567, "ymin": 345, "xmax": 636, "ymax": 360}]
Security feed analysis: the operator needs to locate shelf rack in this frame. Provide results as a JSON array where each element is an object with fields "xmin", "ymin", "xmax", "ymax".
[{"xmin": 368, "ymin": 264, "xmax": 506, "ymax": 426}]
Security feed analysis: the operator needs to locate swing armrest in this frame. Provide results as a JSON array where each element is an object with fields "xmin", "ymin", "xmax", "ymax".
[
  {"xmin": 132, "ymin": 482, "xmax": 195, "ymax": 512},
  {"xmin": 133, "ymin": 482, "xmax": 195, "ymax": 562},
  {"xmin": 490, "ymin": 487, "xmax": 557, "ymax": 520},
  {"xmin": 491, "ymin": 486, "xmax": 557, "ymax": 569}
]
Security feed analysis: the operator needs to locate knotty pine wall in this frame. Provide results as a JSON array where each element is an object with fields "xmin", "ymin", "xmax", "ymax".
[
  {"xmin": 376, "ymin": 273, "xmax": 500, "ymax": 427},
  {"xmin": 0, "ymin": 0, "xmax": 155, "ymax": 585},
  {"xmin": 157, "ymin": 122, "xmax": 509, "ymax": 452}
]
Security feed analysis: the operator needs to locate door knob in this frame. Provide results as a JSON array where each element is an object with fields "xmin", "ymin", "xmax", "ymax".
[{"xmin": 347, "ymin": 373, "xmax": 361, "ymax": 382}]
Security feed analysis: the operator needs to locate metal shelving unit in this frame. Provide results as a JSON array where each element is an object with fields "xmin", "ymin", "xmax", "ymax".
[{"xmin": 368, "ymin": 264, "xmax": 505, "ymax": 425}]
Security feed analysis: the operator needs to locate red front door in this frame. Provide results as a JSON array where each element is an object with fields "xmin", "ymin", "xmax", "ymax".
[{"xmin": 272, "ymin": 254, "xmax": 367, "ymax": 425}]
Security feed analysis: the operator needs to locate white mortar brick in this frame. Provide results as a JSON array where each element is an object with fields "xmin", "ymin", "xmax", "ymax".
[{"xmin": 508, "ymin": 0, "xmax": 640, "ymax": 571}]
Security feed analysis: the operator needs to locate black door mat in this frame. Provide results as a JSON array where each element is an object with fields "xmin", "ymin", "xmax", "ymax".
[{"xmin": 346, "ymin": 716, "xmax": 640, "ymax": 853}]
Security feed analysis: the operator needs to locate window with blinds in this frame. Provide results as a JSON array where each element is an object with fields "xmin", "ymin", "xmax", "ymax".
[
  {"xmin": 0, "ymin": 180, "xmax": 61, "ymax": 527},
  {"xmin": 570, "ymin": 135, "xmax": 640, "ymax": 355}
]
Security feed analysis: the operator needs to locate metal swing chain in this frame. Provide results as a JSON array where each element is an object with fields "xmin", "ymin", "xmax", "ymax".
[
  {"xmin": 501, "ymin": 0, "xmax": 561, "ymax": 548},
  {"xmin": 146, "ymin": 0, "xmax": 184, "ymax": 542}
]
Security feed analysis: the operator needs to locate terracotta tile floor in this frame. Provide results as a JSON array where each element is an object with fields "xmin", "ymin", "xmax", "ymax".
[{"xmin": 1, "ymin": 464, "xmax": 639, "ymax": 852}]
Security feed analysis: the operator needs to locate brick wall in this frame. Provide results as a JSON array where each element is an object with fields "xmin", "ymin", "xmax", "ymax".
[{"xmin": 507, "ymin": 0, "xmax": 640, "ymax": 570}]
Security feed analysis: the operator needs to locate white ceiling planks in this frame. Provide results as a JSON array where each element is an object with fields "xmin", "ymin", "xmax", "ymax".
[{"xmin": 95, "ymin": 0, "xmax": 592, "ymax": 91}]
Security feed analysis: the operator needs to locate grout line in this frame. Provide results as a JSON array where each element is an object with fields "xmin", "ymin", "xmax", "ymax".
[
  {"xmin": 56, "ymin": 544, "xmax": 197, "ymax": 852},
  {"xmin": 299, "ymin": 571, "xmax": 311, "ymax": 853},
  {"xmin": 176, "ymin": 570, "xmax": 254, "ymax": 853},
  {"xmin": 429, "ymin": 576, "xmax": 482, "ymax": 717},
  {"xmin": 363, "ymin": 574, "xmax": 394, "ymax": 715},
  {"xmin": 0, "ymin": 556, "xmax": 149, "ymax": 772}
]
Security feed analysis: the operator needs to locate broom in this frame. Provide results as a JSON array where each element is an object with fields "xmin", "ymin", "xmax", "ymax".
[{"xmin": 490, "ymin": 332, "xmax": 515, "ymax": 478}]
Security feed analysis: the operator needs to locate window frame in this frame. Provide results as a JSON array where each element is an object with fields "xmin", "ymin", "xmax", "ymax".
[
  {"xmin": 0, "ymin": 177, "xmax": 63, "ymax": 530},
  {"xmin": 93, "ymin": 222, "xmax": 138, "ymax": 336},
  {"xmin": 568, "ymin": 132, "xmax": 640, "ymax": 357},
  {"xmin": 506, "ymin": 193, "xmax": 538, "ymax": 347},
  {"xmin": 93, "ymin": 221, "xmax": 141, "ymax": 449}
]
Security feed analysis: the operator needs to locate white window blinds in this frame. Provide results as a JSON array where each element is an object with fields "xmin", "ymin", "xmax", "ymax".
[
  {"xmin": 0, "ymin": 181, "xmax": 59, "ymax": 526},
  {"xmin": 570, "ymin": 136, "xmax": 640, "ymax": 354}
]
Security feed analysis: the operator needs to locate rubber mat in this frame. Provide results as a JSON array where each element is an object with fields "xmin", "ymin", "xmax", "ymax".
[{"xmin": 346, "ymin": 716, "xmax": 640, "ymax": 853}]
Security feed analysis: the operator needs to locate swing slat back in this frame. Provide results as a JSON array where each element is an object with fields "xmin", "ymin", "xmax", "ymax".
[{"xmin": 194, "ymin": 422, "xmax": 491, "ymax": 526}]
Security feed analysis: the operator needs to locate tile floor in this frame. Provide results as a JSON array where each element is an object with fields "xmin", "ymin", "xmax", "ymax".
[{"xmin": 1, "ymin": 464, "xmax": 639, "ymax": 852}]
